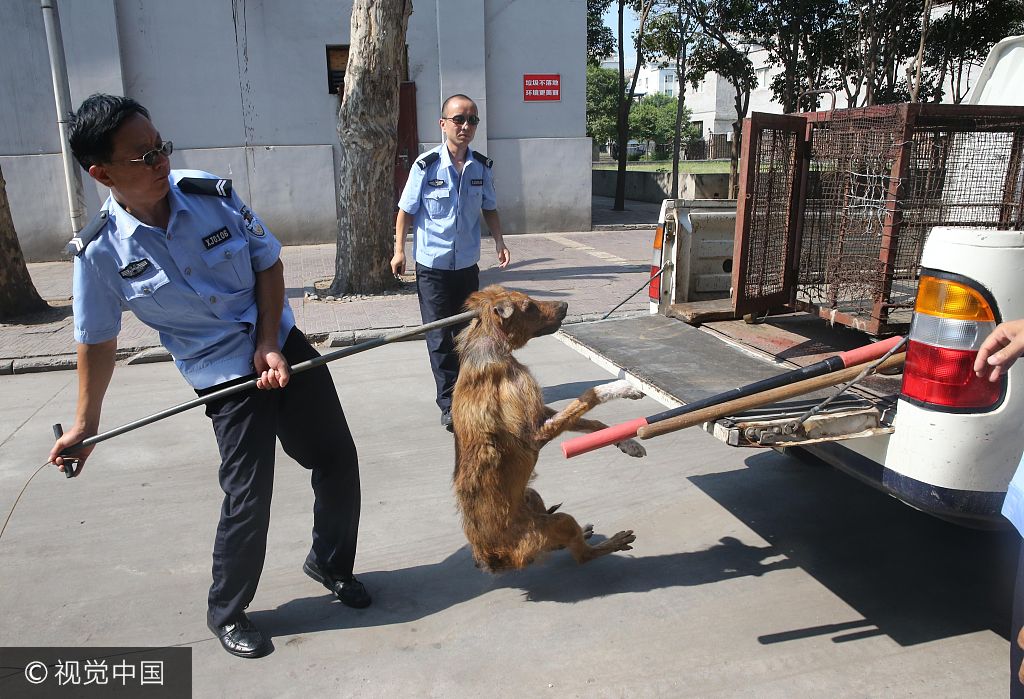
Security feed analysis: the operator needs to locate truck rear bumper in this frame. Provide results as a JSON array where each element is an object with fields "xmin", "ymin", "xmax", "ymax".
[
  {"xmin": 798, "ymin": 441, "xmax": 1008, "ymax": 529},
  {"xmin": 559, "ymin": 313, "xmax": 1008, "ymax": 529}
]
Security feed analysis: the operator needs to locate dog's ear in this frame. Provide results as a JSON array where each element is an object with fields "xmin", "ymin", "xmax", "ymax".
[{"xmin": 494, "ymin": 301, "xmax": 515, "ymax": 319}]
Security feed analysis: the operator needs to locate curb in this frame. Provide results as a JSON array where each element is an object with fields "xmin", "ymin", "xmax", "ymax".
[
  {"xmin": 11, "ymin": 355, "xmax": 78, "ymax": 374},
  {"xmin": 591, "ymin": 224, "xmax": 657, "ymax": 232},
  {"xmin": 0, "ymin": 312, "xmax": 649, "ymax": 376}
]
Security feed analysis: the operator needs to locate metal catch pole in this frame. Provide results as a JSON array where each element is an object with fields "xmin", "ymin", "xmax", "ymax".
[{"xmin": 52, "ymin": 310, "xmax": 478, "ymax": 477}]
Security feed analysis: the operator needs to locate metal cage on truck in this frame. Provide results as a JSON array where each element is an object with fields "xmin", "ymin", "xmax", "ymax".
[{"xmin": 733, "ymin": 103, "xmax": 1024, "ymax": 336}]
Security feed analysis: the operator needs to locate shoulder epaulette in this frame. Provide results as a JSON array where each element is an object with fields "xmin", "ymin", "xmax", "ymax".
[
  {"xmin": 472, "ymin": 151, "xmax": 493, "ymax": 168},
  {"xmin": 178, "ymin": 177, "xmax": 232, "ymax": 197},
  {"xmin": 416, "ymin": 152, "xmax": 440, "ymax": 170},
  {"xmin": 65, "ymin": 210, "xmax": 109, "ymax": 256}
]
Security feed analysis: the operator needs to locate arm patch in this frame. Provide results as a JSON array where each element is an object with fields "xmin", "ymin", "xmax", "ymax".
[
  {"xmin": 65, "ymin": 210, "xmax": 109, "ymax": 256},
  {"xmin": 177, "ymin": 177, "xmax": 232, "ymax": 197}
]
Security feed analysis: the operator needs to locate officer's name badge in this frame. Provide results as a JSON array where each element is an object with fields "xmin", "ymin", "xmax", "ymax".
[
  {"xmin": 119, "ymin": 259, "xmax": 151, "ymax": 279},
  {"xmin": 428, "ymin": 179, "xmax": 445, "ymax": 187},
  {"xmin": 471, "ymin": 178, "xmax": 484, "ymax": 186},
  {"xmin": 203, "ymin": 227, "xmax": 232, "ymax": 250}
]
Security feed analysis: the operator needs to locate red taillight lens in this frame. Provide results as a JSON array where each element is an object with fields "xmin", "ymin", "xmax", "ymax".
[
  {"xmin": 649, "ymin": 225, "xmax": 664, "ymax": 302},
  {"xmin": 902, "ymin": 340, "xmax": 1001, "ymax": 408},
  {"xmin": 649, "ymin": 265, "xmax": 662, "ymax": 300}
]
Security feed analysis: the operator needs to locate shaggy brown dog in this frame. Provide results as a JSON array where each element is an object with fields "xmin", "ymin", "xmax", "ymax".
[{"xmin": 451, "ymin": 285, "xmax": 646, "ymax": 572}]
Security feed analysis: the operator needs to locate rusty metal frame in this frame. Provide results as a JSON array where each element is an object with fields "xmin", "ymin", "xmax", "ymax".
[
  {"xmin": 734, "ymin": 103, "xmax": 1024, "ymax": 335},
  {"xmin": 732, "ymin": 113, "xmax": 806, "ymax": 317}
]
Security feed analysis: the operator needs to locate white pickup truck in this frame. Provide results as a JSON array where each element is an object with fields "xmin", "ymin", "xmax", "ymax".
[{"xmin": 563, "ymin": 37, "xmax": 1024, "ymax": 528}]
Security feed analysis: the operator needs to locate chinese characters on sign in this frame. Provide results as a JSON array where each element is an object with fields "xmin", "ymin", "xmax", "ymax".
[{"xmin": 523, "ymin": 74, "xmax": 560, "ymax": 101}]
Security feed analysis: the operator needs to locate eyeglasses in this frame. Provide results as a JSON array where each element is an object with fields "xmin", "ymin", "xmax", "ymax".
[
  {"xmin": 125, "ymin": 140, "xmax": 174, "ymax": 166},
  {"xmin": 441, "ymin": 115, "xmax": 480, "ymax": 126}
]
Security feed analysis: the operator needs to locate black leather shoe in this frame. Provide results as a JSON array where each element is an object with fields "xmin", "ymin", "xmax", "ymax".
[
  {"xmin": 303, "ymin": 559, "xmax": 372, "ymax": 608},
  {"xmin": 441, "ymin": 409, "xmax": 454, "ymax": 433},
  {"xmin": 207, "ymin": 613, "xmax": 271, "ymax": 659}
]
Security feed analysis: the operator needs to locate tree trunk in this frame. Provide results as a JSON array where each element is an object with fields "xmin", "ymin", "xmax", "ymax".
[
  {"xmin": 612, "ymin": 0, "xmax": 655, "ymax": 211},
  {"xmin": 0, "ymin": 162, "xmax": 48, "ymax": 321},
  {"xmin": 329, "ymin": 0, "xmax": 411, "ymax": 296},
  {"xmin": 729, "ymin": 84, "xmax": 749, "ymax": 199},
  {"xmin": 670, "ymin": 34, "xmax": 687, "ymax": 199}
]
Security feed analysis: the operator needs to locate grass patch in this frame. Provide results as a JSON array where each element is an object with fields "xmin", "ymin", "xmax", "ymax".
[{"xmin": 593, "ymin": 160, "xmax": 731, "ymax": 174}]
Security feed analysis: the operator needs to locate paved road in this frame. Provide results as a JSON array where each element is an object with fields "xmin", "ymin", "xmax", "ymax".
[{"xmin": 0, "ymin": 337, "xmax": 1013, "ymax": 696}]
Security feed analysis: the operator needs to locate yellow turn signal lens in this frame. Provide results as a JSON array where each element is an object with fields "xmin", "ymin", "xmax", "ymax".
[{"xmin": 915, "ymin": 275, "xmax": 995, "ymax": 322}]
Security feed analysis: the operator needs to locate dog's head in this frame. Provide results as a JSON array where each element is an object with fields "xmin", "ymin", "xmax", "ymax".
[{"xmin": 462, "ymin": 285, "xmax": 568, "ymax": 350}]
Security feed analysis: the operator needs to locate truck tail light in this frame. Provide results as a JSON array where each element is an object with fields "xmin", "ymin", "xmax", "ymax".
[
  {"xmin": 649, "ymin": 225, "xmax": 664, "ymax": 301},
  {"xmin": 901, "ymin": 273, "xmax": 1002, "ymax": 410}
]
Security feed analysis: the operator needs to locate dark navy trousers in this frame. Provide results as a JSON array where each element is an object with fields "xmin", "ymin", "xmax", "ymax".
[
  {"xmin": 198, "ymin": 327, "xmax": 360, "ymax": 627},
  {"xmin": 415, "ymin": 262, "xmax": 479, "ymax": 413}
]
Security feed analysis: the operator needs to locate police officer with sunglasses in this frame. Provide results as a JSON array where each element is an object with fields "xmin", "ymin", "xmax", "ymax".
[
  {"xmin": 392, "ymin": 94, "xmax": 511, "ymax": 432},
  {"xmin": 49, "ymin": 94, "xmax": 369, "ymax": 659}
]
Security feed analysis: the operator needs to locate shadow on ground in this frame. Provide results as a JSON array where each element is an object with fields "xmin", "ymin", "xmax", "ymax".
[
  {"xmin": 253, "ymin": 448, "xmax": 1016, "ymax": 650},
  {"xmin": 254, "ymin": 534, "xmax": 794, "ymax": 642},
  {"xmin": 691, "ymin": 449, "xmax": 1018, "ymax": 647}
]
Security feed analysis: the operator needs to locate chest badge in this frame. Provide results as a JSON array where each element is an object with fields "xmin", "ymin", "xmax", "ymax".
[
  {"xmin": 203, "ymin": 227, "xmax": 232, "ymax": 250},
  {"xmin": 428, "ymin": 179, "xmax": 446, "ymax": 187},
  {"xmin": 119, "ymin": 259, "xmax": 152, "ymax": 279},
  {"xmin": 471, "ymin": 178, "xmax": 484, "ymax": 186}
]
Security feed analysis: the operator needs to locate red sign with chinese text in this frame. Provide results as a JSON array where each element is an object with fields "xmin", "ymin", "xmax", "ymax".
[{"xmin": 523, "ymin": 74, "xmax": 561, "ymax": 101}]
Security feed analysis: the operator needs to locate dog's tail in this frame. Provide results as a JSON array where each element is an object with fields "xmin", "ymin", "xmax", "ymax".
[{"xmin": 546, "ymin": 502, "xmax": 562, "ymax": 514}]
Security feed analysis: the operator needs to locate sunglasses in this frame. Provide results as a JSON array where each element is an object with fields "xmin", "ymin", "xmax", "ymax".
[
  {"xmin": 442, "ymin": 115, "xmax": 480, "ymax": 126},
  {"xmin": 125, "ymin": 140, "xmax": 174, "ymax": 166}
]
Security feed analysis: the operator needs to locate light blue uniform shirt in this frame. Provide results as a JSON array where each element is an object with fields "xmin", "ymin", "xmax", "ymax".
[
  {"xmin": 1003, "ymin": 454, "xmax": 1024, "ymax": 535},
  {"xmin": 72, "ymin": 169, "xmax": 294, "ymax": 389},
  {"xmin": 397, "ymin": 143, "xmax": 497, "ymax": 271}
]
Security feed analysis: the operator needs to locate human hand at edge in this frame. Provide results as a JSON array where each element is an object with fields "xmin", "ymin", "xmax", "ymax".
[{"xmin": 974, "ymin": 318, "xmax": 1024, "ymax": 382}]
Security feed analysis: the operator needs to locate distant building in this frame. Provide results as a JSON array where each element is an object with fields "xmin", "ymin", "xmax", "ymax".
[{"xmin": 1, "ymin": 0, "xmax": 590, "ymax": 262}]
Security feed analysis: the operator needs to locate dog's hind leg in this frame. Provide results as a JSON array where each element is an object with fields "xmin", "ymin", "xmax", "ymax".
[
  {"xmin": 524, "ymin": 487, "xmax": 559, "ymax": 514},
  {"xmin": 531, "ymin": 513, "xmax": 634, "ymax": 564}
]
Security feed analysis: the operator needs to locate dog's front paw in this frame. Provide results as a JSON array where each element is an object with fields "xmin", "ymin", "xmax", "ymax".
[
  {"xmin": 595, "ymin": 379, "xmax": 645, "ymax": 403},
  {"xmin": 615, "ymin": 438, "xmax": 647, "ymax": 458}
]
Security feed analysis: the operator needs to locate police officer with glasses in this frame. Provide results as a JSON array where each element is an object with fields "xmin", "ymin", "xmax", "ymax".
[{"xmin": 49, "ymin": 94, "xmax": 369, "ymax": 659}]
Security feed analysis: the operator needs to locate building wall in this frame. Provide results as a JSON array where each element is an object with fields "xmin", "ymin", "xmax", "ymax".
[{"xmin": 0, "ymin": 0, "xmax": 589, "ymax": 261}]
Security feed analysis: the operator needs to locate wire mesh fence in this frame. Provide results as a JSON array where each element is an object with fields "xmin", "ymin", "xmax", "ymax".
[{"xmin": 735, "ymin": 104, "xmax": 1024, "ymax": 335}]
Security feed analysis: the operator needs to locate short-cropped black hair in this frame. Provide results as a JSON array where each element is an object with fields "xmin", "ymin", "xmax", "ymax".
[
  {"xmin": 67, "ymin": 94, "xmax": 150, "ymax": 170},
  {"xmin": 441, "ymin": 94, "xmax": 476, "ymax": 117}
]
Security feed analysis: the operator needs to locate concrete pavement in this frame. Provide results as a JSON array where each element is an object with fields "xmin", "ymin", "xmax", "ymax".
[
  {"xmin": 0, "ymin": 339, "xmax": 1012, "ymax": 696},
  {"xmin": 0, "ymin": 197, "xmax": 1014, "ymax": 695}
]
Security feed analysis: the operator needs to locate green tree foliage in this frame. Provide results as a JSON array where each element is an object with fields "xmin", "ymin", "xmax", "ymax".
[
  {"xmin": 587, "ymin": 0, "xmax": 616, "ymax": 65},
  {"xmin": 926, "ymin": 0, "xmax": 1024, "ymax": 103},
  {"xmin": 640, "ymin": 4, "xmax": 698, "ymax": 196},
  {"xmin": 755, "ymin": 0, "xmax": 1024, "ymax": 108},
  {"xmin": 611, "ymin": 0, "xmax": 657, "ymax": 210},
  {"xmin": 629, "ymin": 93, "xmax": 691, "ymax": 146},
  {"xmin": 679, "ymin": 0, "xmax": 759, "ymax": 195},
  {"xmin": 759, "ymin": 0, "xmax": 844, "ymax": 112},
  {"xmin": 587, "ymin": 65, "xmax": 621, "ymax": 143}
]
